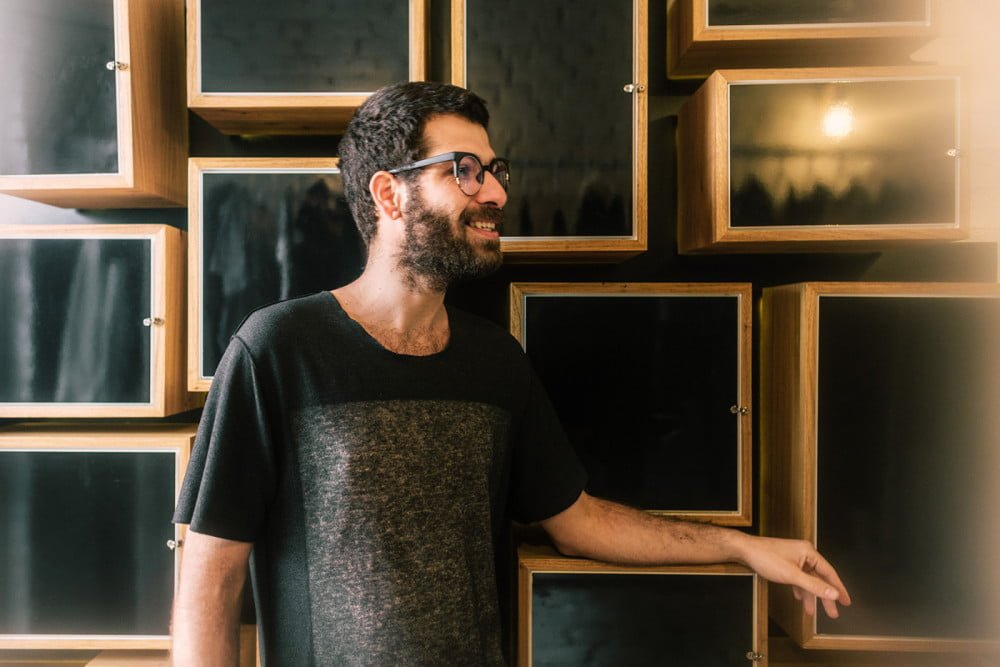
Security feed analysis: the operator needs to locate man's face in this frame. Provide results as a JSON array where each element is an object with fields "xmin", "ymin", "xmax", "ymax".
[{"xmin": 395, "ymin": 115, "xmax": 508, "ymax": 292}]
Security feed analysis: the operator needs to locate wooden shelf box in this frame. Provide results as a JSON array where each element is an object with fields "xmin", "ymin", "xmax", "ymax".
[
  {"xmin": 0, "ymin": 424, "xmax": 196, "ymax": 650},
  {"xmin": 668, "ymin": 0, "xmax": 938, "ymax": 79},
  {"xmin": 0, "ymin": 0, "xmax": 186, "ymax": 208},
  {"xmin": 188, "ymin": 158, "xmax": 364, "ymax": 391},
  {"xmin": 188, "ymin": 0, "xmax": 428, "ymax": 135},
  {"xmin": 761, "ymin": 282, "xmax": 1000, "ymax": 652},
  {"xmin": 678, "ymin": 67, "xmax": 967, "ymax": 254},
  {"xmin": 452, "ymin": 0, "xmax": 648, "ymax": 261},
  {"xmin": 0, "ymin": 225, "xmax": 200, "ymax": 418},
  {"xmin": 510, "ymin": 283, "xmax": 752, "ymax": 525},
  {"xmin": 518, "ymin": 544, "xmax": 768, "ymax": 665}
]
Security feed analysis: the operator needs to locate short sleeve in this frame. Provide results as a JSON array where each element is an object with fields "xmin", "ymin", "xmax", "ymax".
[
  {"xmin": 173, "ymin": 335, "xmax": 276, "ymax": 542},
  {"xmin": 508, "ymin": 367, "xmax": 587, "ymax": 523}
]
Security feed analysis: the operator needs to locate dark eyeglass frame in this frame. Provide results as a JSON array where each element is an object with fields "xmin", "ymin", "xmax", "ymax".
[{"xmin": 387, "ymin": 151, "xmax": 510, "ymax": 196}]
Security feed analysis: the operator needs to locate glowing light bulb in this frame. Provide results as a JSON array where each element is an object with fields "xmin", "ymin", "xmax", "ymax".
[{"xmin": 823, "ymin": 103, "xmax": 854, "ymax": 139}]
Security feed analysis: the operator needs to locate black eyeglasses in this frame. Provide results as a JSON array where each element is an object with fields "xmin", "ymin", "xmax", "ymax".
[{"xmin": 388, "ymin": 151, "xmax": 510, "ymax": 197}]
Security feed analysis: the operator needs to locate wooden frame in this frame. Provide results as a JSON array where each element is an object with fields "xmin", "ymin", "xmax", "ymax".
[
  {"xmin": 518, "ymin": 544, "xmax": 768, "ymax": 666},
  {"xmin": 187, "ymin": 0, "xmax": 429, "ymax": 135},
  {"xmin": 451, "ymin": 0, "xmax": 648, "ymax": 261},
  {"xmin": 668, "ymin": 0, "xmax": 939, "ymax": 79},
  {"xmin": 0, "ymin": 225, "xmax": 201, "ymax": 418},
  {"xmin": 0, "ymin": 423, "xmax": 196, "ymax": 651},
  {"xmin": 0, "ymin": 0, "xmax": 186, "ymax": 208},
  {"xmin": 510, "ymin": 282, "xmax": 753, "ymax": 525},
  {"xmin": 678, "ymin": 67, "xmax": 968, "ymax": 254},
  {"xmin": 187, "ymin": 157, "xmax": 346, "ymax": 391},
  {"xmin": 760, "ymin": 281, "xmax": 1000, "ymax": 652}
]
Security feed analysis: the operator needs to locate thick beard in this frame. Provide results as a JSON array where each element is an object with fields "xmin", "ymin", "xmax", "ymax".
[{"xmin": 397, "ymin": 185, "xmax": 503, "ymax": 292}]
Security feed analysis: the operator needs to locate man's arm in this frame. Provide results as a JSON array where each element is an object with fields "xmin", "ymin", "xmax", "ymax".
[
  {"xmin": 172, "ymin": 529, "xmax": 253, "ymax": 667},
  {"xmin": 540, "ymin": 491, "xmax": 851, "ymax": 619}
]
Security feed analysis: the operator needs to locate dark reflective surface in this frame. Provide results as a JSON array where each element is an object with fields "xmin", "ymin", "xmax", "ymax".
[
  {"xmin": 0, "ymin": 238, "xmax": 152, "ymax": 404},
  {"xmin": 466, "ymin": 0, "xmax": 633, "ymax": 237},
  {"xmin": 729, "ymin": 78, "xmax": 957, "ymax": 228},
  {"xmin": 0, "ymin": 450, "xmax": 175, "ymax": 635},
  {"xmin": 200, "ymin": 0, "xmax": 409, "ymax": 93},
  {"xmin": 708, "ymin": 0, "xmax": 928, "ymax": 26},
  {"xmin": 524, "ymin": 295, "xmax": 740, "ymax": 511},
  {"xmin": 0, "ymin": 0, "xmax": 118, "ymax": 175},
  {"xmin": 816, "ymin": 296, "xmax": 1000, "ymax": 639},
  {"xmin": 532, "ymin": 573, "xmax": 754, "ymax": 665},
  {"xmin": 201, "ymin": 171, "xmax": 363, "ymax": 377}
]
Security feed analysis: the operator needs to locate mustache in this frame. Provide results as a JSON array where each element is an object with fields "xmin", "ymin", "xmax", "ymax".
[{"xmin": 460, "ymin": 205, "xmax": 504, "ymax": 229}]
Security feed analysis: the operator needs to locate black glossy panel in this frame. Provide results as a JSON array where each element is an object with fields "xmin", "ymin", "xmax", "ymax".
[
  {"xmin": 708, "ymin": 0, "xmax": 928, "ymax": 26},
  {"xmin": 532, "ymin": 572, "xmax": 754, "ymax": 665},
  {"xmin": 466, "ymin": 0, "xmax": 633, "ymax": 237},
  {"xmin": 0, "ymin": 0, "xmax": 118, "ymax": 175},
  {"xmin": 0, "ymin": 238, "xmax": 152, "ymax": 404},
  {"xmin": 200, "ymin": 0, "xmax": 409, "ymax": 93},
  {"xmin": 201, "ymin": 171, "xmax": 363, "ymax": 376},
  {"xmin": 729, "ymin": 78, "xmax": 957, "ymax": 228},
  {"xmin": 0, "ymin": 450, "xmax": 175, "ymax": 635},
  {"xmin": 524, "ymin": 295, "xmax": 740, "ymax": 511},
  {"xmin": 816, "ymin": 296, "xmax": 1000, "ymax": 639}
]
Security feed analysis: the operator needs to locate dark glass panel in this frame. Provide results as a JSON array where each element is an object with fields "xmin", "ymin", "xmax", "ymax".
[
  {"xmin": 0, "ymin": 0, "xmax": 118, "ymax": 175},
  {"xmin": 0, "ymin": 238, "xmax": 152, "ymax": 404},
  {"xmin": 201, "ymin": 171, "xmax": 363, "ymax": 376},
  {"xmin": 200, "ymin": 0, "xmax": 409, "ymax": 93},
  {"xmin": 532, "ymin": 572, "xmax": 754, "ymax": 665},
  {"xmin": 524, "ymin": 295, "xmax": 740, "ymax": 511},
  {"xmin": 729, "ymin": 78, "xmax": 957, "ymax": 228},
  {"xmin": 816, "ymin": 296, "xmax": 1000, "ymax": 639},
  {"xmin": 0, "ymin": 450, "xmax": 175, "ymax": 635},
  {"xmin": 466, "ymin": 0, "xmax": 633, "ymax": 237},
  {"xmin": 708, "ymin": 0, "xmax": 928, "ymax": 26}
]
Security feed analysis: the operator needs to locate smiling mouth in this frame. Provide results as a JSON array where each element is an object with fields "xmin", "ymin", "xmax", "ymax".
[{"xmin": 468, "ymin": 220, "xmax": 499, "ymax": 233}]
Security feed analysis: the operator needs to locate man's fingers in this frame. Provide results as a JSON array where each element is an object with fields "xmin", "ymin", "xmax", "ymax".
[
  {"xmin": 810, "ymin": 554, "xmax": 851, "ymax": 606},
  {"xmin": 794, "ymin": 569, "xmax": 841, "ymax": 604}
]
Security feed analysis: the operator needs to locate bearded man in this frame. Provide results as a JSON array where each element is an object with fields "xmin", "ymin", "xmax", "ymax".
[{"xmin": 171, "ymin": 82, "xmax": 849, "ymax": 666}]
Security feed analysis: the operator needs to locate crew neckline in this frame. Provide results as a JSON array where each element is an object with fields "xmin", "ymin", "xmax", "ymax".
[{"xmin": 322, "ymin": 290, "xmax": 454, "ymax": 360}]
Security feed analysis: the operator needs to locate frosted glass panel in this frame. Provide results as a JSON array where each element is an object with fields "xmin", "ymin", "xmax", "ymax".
[
  {"xmin": 0, "ymin": 238, "xmax": 152, "ymax": 404},
  {"xmin": 465, "ymin": 0, "xmax": 633, "ymax": 237},
  {"xmin": 0, "ymin": 450, "xmax": 175, "ymax": 635},
  {"xmin": 200, "ymin": 0, "xmax": 409, "ymax": 93},
  {"xmin": 201, "ymin": 171, "xmax": 363, "ymax": 376},
  {"xmin": 0, "ymin": 0, "xmax": 119, "ymax": 175},
  {"xmin": 729, "ymin": 78, "xmax": 957, "ymax": 228},
  {"xmin": 523, "ymin": 295, "xmax": 740, "ymax": 511},
  {"xmin": 816, "ymin": 296, "xmax": 1000, "ymax": 640},
  {"xmin": 707, "ymin": 0, "xmax": 929, "ymax": 26}
]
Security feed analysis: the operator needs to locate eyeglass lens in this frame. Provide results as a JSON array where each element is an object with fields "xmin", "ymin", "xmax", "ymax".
[{"xmin": 456, "ymin": 154, "xmax": 509, "ymax": 196}]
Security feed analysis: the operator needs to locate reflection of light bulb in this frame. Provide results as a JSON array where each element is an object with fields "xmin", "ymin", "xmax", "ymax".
[{"xmin": 823, "ymin": 103, "xmax": 854, "ymax": 139}]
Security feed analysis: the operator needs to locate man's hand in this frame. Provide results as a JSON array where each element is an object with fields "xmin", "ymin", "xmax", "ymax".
[{"xmin": 736, "ymin": 535, "xmax": 851, "ymax": 618}]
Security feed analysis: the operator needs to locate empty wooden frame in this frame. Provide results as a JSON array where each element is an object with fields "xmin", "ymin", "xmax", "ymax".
[
  {"xmin": 510, "ymin": 283, "xmax": 752, "ymax": 525},
  {"xmin": 0, "ymin": 424, "xmax": 196, "ymax": 650},
  {"xmin": 188, "ymin": 158, "xmax": 363, "ymax": 390},
  {"xmin": 518, "ymin": 544, "xmax": 767, "ymax": 666},
  {"xmin": 678, "ymin": 67, "xmax": 967, "ymax": 253},
  {"xmin": 453, "ymin": 0, "xmax": 648, "ymax": 260},
  {"xmin": 668, "ymin": 0, "xmax": 938, "ymax": 78},
  {"xmin": 0, "ymin": 0, "xmax": 186, "ymax": 207},
  {"xmin": 0, "ymin": 225, "xmax": 199, "ymax": 418},
  {"xmin": 761, "ymin": 282, "xmax": 1000, "ymax": 652},
  {"xmin": 188, "ymin": 0, "xmax": 428, "ymax": 134}
]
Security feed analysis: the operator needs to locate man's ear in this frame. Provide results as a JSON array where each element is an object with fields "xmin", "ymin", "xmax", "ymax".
[{"xmin": 369, "ymin": 171, "xmax": 403, "ymax": 222}]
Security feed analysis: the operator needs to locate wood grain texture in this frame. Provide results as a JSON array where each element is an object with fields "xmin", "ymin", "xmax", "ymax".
[
  {"xmin": 509, "ymin": 281, "xmax": 754, "ymax": 525},
  {"xmin": 0, "ymin": 225, "xmax": 200, "ymax": 418},
  {"xmin": 187, "ymin": 0, "xmax": 428, "ymax": 135},
  {"xmin": 761, "ymin": 282, "xmax": 1000, "ymax": 653},
  {"xmin": 186, "ymin": 157, "xmax": 342, "ymax": 392},
  {"xmin": 678, "ymin": 66, "xmax": 968, "ymax": 253},
  {"xmin": 668, "ymin": 0, "xmax": 940, "ymax": 78}
]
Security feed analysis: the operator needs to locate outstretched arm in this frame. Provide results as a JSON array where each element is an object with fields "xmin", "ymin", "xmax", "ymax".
[
  {"xmin": 540, "ymin": 491, "xmax": 851, "ymax": 618},
  {"xmin": 172, "ymin": 529, "xmax": 253, "ymax": 666}
]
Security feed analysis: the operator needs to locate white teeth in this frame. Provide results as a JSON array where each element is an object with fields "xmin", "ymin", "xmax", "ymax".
[{"xmin": 471, "ymin": 221, "xmax": 496, "ymax": 231}]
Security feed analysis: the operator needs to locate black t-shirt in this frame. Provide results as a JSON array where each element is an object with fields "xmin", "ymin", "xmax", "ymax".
[{"xmin": 173, "ymin": 291, "xmax": 586, "ymax": 666}]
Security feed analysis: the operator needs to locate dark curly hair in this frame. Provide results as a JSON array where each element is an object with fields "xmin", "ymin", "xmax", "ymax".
[{"xmin": 339, "ymin": 82, "xmax": 490, "ymax": 245}]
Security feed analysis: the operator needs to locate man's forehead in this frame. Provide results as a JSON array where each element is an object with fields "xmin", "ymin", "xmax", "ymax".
[{"xmin": 422, "ymin": 114, "xmax": 495, "ymax": 159}]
